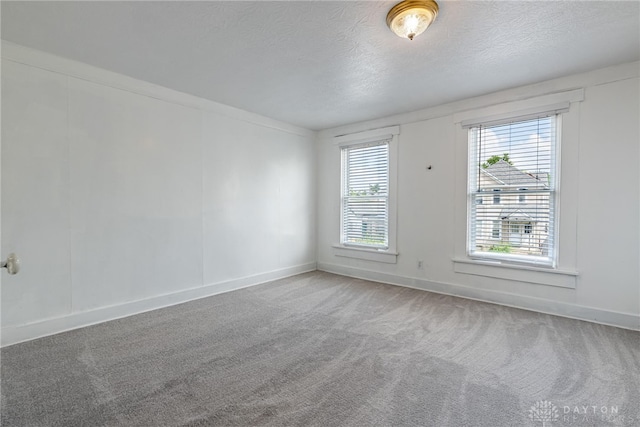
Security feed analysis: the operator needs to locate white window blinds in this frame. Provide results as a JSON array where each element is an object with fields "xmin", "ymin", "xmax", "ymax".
[
  {"xmin": 468, "ymin": 115, "xmax": 558, "ymax": 265},
  {"xmin": 341, "ymin": 141, "xmax": 389, "ymax": 249}
]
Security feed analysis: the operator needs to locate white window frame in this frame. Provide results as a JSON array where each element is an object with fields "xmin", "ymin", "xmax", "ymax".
[
  {"xmin": 340, "ymin": 141, "xmax": 389, "ymax": 250},
  {"xmin": 333, "ymin": 126, "xmax": 399, "ymax": 264},
  {"xmin": 466, "ymin": 114, "xmax": 561, "ymax": 268},
  {"xmin": 452, "ymin": 89, "xmax": 583, "ymax": 288}
]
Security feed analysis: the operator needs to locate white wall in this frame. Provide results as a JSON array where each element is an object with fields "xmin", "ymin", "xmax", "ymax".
[
  {"xmin": 317, "ymin": 62, "xmax": 640, "ymax": 330},
  {"xmin": 1, "ymin": 43, "xmax": 316, "ymax": 346}
]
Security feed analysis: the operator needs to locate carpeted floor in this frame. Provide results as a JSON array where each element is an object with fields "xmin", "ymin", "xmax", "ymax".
[{"xmin": 1, "ymin": 271, "xmax": 639, "ymax": 426}]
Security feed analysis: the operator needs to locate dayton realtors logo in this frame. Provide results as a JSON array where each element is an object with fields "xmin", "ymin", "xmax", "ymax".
[
  {"xmin": 561, "ymin": 404, "xmax": 629, "ymax": 424},
  {"xmin": 529, "ymin": 401, "xmax": 560, "ymax": 427},
  {"xmin": 529, "ymin": 401, "xmax": 632, "ymax": 426}
]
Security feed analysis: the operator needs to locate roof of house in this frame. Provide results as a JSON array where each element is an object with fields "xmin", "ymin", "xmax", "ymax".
[
  {"xmin": 500, "ymin": 205, "xmax": 549, "ymax": 222},
  {"xmin": 482, "ymin": 160, "xmax": 548, "ymax": 188}
]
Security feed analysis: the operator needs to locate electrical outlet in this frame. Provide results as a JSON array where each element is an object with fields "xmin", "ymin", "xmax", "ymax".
[{"xmin": 417, "ymin": 260, "xmax": 424, "ymax": 269}]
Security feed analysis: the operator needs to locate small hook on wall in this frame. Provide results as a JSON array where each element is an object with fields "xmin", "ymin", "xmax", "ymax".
[{"xmin": 427, "ymin": 165, "xmax": 432, "ymax": 170}]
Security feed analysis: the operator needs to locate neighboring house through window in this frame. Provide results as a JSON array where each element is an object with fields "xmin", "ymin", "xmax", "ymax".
[{"xmin": 467, "ymin": 115, "xmax": 558, "ymax": 265}]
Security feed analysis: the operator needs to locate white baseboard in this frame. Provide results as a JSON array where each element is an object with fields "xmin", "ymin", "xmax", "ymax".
[
  {"xmin": 318, "ymin": 262, "xmax": 640, "ymax": 331},
  {"xmin": 1, "ymin": 262, "xmax": 317, "ymax": 347}
]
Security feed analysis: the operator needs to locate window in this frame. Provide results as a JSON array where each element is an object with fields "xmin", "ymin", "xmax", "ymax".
[
  {"xmin": 455, "ymin": 93, "xmax": 581, "ymax": 287},
  {"xmin": 341, "ymin": 141, "xmax": 389, "ymax": 248},
  {"xmin": 467, "ymin": 115, "xmax": 558, "ymax": 266},
  {"xmin": 491, "ymin": 220, "xmax": 500, "ymax": 239},
  {"xmin": 334, "ymin": 126, "xmax": 398, "ymax": 263},
  {"xmin": 493, "ymin": 189, "xmax": 501, "ymax": 204},
  {"xmin": 519, "ymin": 189, "xmax": 527, "ymax": 203}
]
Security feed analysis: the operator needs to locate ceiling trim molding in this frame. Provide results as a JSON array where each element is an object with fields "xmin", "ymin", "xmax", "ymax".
[
  {"xmin": 333, "ymin": 125, "xmax": 400, "ymax": 146},
  {"xmin": 318, "ymin": 60, "xmax": 639, "ymax": 138},
  {"xmin": 456, "ymin": 97, "xmax": 577, "ymax": 128},
  {"xmin": 1, "ymin": 41, "xmax": 315, "ymax": 138}
]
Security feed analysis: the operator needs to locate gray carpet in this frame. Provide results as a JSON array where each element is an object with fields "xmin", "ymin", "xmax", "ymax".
[{"xmin": 1, "ymin": 271, "xmax": 639, "ymax": 426}]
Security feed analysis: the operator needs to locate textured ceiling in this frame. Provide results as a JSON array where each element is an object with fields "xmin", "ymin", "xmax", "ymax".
[{"xmin": 2, "ymin": 1, "xmax": 639, "ymax": 130}]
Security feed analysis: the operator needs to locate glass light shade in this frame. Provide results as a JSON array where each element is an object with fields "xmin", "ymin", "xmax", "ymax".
[{"xmin": 387, "ymin": 0, "xmax": 438, "ymax": 40}]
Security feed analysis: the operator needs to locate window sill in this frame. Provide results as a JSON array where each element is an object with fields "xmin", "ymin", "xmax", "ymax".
[
  {"xmin": 453, "ymin": 258, "xmax": 578, "ymax": 289},
  {"xmin": 333, "ymin": 245, "xmax": 398, "ymax": 264}
]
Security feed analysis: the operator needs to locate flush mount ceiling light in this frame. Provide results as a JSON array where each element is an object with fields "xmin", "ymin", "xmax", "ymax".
[{"xmin": 386, "ymin": 0, "xmax": 439, "ymax": 41}]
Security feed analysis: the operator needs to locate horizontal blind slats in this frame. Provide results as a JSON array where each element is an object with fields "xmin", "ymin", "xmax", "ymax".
[
  {"xmin": 468, "ymin": 115, "xmax": 557, "ymax": 263},
  {"xmin": 341, "ymin": 140, "xmax": 390, "ymax": 249}
]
